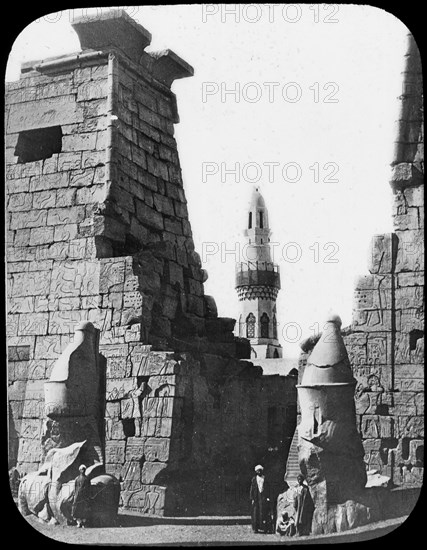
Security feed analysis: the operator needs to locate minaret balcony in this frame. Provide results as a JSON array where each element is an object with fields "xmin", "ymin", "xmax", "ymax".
[{"xmin": 235, "ymin": 262, "xmax": 281, "ymax": 290}]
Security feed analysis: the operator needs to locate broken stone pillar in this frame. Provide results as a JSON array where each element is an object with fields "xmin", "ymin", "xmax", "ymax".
[
  {"xmin": 297, "ymin": 314, "xmax": 369, "ymax": 533},
  {"xmin": 43, "ymin": 321, "xmax": 104, "ymax": 463}
]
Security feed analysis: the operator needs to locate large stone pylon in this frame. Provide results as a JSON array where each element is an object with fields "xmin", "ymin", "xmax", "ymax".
[{"xmin": 297, "ymin": 314, "xmax": 369, "ymax": 533}]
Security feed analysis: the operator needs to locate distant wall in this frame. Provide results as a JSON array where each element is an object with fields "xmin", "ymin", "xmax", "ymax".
[{"xmin": 343, "ymin": 35, "xmax": 424, "ymax": 487}]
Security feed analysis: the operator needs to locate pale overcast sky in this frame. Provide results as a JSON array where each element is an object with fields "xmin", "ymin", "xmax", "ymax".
[{"xmin": 6, "ymin": 5, "xmax": 409, "ymax": 356}]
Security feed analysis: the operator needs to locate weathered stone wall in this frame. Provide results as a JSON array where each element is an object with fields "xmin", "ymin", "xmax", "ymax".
[
  {"xmin": 102, "ymin": 351, "xmax": 296, "ymax": 515},
  {"xmin": 6, "ymin": 11, "xmax": 294, "ymax": 515},
  {"xmin": 343, "ymin": 34, "xmax": 424, "ymax": 487},
  {"xmin": 6, "ymin": 57, "xmax": 110, "ymax": 474}
]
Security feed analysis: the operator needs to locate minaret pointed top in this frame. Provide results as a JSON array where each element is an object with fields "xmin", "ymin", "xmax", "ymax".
[
  {"xmin": 249, "ymin": 186, "xmax": 266, "ymax": 210},
  {"xmin": 247, "ymin": 186, "xmax": 269, "ymax": 231}
]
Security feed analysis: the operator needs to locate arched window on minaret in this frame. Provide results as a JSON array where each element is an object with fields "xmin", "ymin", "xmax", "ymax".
[
  {"xmin": 238, "ymin": 315, "xmax": 244, "ymax": 337},
  {"xmin": 246, "ymin": 313, "xmax": 255, "ymax": 338},
  {"xmin": 273, "ymin": 314, "xmax": 278, "ymax": 339},
  {"xmin": 261, "ymin": 313, "xmax": 269, "ymax": 338},
  {"xmin": 248, "ymin": 212, "xmax": 252, "ymax": 229},
  {"xmin": 259, "ymin": 210, "xmax": 264, "ymax": 229}
]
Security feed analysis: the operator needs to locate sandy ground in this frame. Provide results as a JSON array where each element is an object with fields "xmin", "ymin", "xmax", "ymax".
[{"xmin": 20, "ymin": 512, "xmax": 407, "ymax": 546}]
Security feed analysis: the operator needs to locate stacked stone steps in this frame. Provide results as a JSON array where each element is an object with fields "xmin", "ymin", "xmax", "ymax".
[{"xmin": 285, "ymin": 429, "xmax": 300, "ymax": 485}]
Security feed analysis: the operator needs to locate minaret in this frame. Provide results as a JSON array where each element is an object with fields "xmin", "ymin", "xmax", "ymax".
[{"xmin": 235, "ymin": 187, "xmax": 282, "ymax": 358}]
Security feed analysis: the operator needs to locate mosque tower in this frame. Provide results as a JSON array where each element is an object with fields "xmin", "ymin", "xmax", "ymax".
[{"xmin": 235, "ymin": 187, "xmax": 282, "ymax": 359}]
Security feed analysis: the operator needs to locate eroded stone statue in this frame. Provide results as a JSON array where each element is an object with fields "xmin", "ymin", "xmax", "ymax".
[
  {"xmin": 18, "ymin": 322, "xmax": 120, "ymax": 526},
  {"xmin": 297, "ymin": 314, "xmax": 382, "ymax": 534},
  {"xmin": 43, "ymin": 321, "xmax": 103, "ymax": 463},
  {"xmin": 18, "ymin": 440, "xmax": 120, "ymax": 526}
]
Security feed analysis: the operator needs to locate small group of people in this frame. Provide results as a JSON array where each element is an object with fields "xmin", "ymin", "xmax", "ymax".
[{"xmin": 250, "ymin": 465, "xmax": 314, "ymax": 537}]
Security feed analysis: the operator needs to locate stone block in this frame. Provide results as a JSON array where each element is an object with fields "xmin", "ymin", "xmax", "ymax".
[
  {"xmin": 106, "ymin": 402, "xmax": 121, "ymax": 419},
  {"xmin": 106, "ymin": 355, "xmax": 132, "ymax": 379},
  {"xmin": 76, "ymin": 184, "xmax": 106, "ymax": 205},
  {"xmin": 397, "ymin": 308, "xmax": 424, "ymax": 333},
  {"xmin": 168, "ymin": 164, "xmax": 182, "ymax": 185},
  {"xmin": 367, "ymin": 233, "xmax": 397, "ymax": 274},
  {"xmin": 166, "ymin": 261, "xmax": 184, "ymax": 288},
  {"xmin": 393, "ymin": 208, "xmax": 421, "ymax": 231},
  {"xmin": 13, "ymin": 228, "xmax": 31, "ymax": 247},
  {"xmin": 18, "ymin": 313, "xmax": 49, "ymax": 336},
  {"xmin": 396, "ymin": 416, "xmax": 424, "ymax": 438},
  {"xmin": 135, "ymin": 201, "xmax": 164, "ymax": 231},
  {"xmin": 6, "ymin": 177, "xmax": 30, "ymax": 194},
  {"xmin": 352, "ymin": 309, "xmax": 393, "ymax": 332},
  {"xmin": 105, "ymin": 418, "xmax": 126, "ymax": 440},
  {"xmin": 30, "ymin": 172, "xmax": 69, "ymax": 192},
  {"xmin": 47, "ymin": 206, "xmax": 86, "ymax": 226},
  {"xmin": 173, "ymin": 201, "xmax": 188, "ymax": 219},
  {"xmin": 125, "ymin": 438, "xmax": 146, "ymax": 461},
  {"xmin": 397, "ymin": 272, "xmax": 424, "ymax": 288},
  {"xmin": 105, "ymin": 463, "xmax": 123, "ymax": 478},
  {"xmin": 395, "ymin": 229, "xmax": 424, "ymax": 272},
  {"xmin": 121, "ymin": 485, "xmax": 166, "ymax": 514},
  {"xmin": 18, "ymin": 418, "xmax": 43, "ymax": 440},
  {"xmin": 7, "ymin": 96, "xmax": 84, "ymax": 133},
  {"xmin": 106, "ymin": 378, "xmax": 135, "ymax": 401},
  {"xmin": 121, "ymin": 460, "xmax": 142, "ymax": 491},
  {"xmin": 395, "ymin": 285, "xmax": 423, "ymax": 309},
  {"xmin": 63, "ymin": 131, "xmax": 97, "ymax": 152},
  {"xmin": 153, "ymin": 194, "xmax": 174, "ymax": 217},
  {"xmin": 8, "ymin": 297, "xmax": 35, "ymax": 314},
  {"xmin": 33, "ymin": 295, "xmax": 59, "ymax": 312},
  {"xmin": 366, "ymin": 333, "xmax": 392, "ymax": 366},
  {"xmin": 29, "ymin": 226, "xmax": 54, "ymax": 246},
  {"xmin": 50, "ymin": 260, "xmax": 100, "ymax": 296},
  {"xmin": 10, "ymin": 209, "xmax": 48, "ymax": 230},
  {"xmin": 186, "ymin": 294, "xmax": 205, "ymax": 317},
  {"xmin": 8, "ymin": 380, "xmax": 27, "ymax": 401},
  {"xmin": 140, "ymin": 461, "xmax": 168, "ymax": 484},
  {"xmin": 100, "ymin": 258, "xmax": 126, "ymax": 293},
  {"xmin": 105, "ymin": 440, "xmax": 126, "ymax": 463},
  {"xmin": 353, "ymin": 279, "xmax": 393, "ymax": 311},
  {"xmin": 6, "ymin": 314, "xmax": 19, "ymax": 337},
  {"xmin": 142, "ymin": 397, "xmax": 174, "ymax": 418},
  {"xmin": 34, "ymin": 335, "xmax": 64, "ymax": 359},
  {"xmin": 22, "ymin": 398, "xmax": 44, "ymax": 419},
  {"xmin": 392, "ymin": 393, "xmax": 418, "ymax": 417},
  {"xmin": 17, "ymin": 438, "xmax": 41, "ymax": 463},
  {"xmin": 361, "ymin": 415, "xmax": 394, "ymax": 438},
  {"xmin": 8, "ymin": 192, "xmax": 33, "ymax": 212},
  {"xmin": 69, "ymin": 168, "xmax": 95, "ymax": 188},
  {"xmin": 32, "ymin": 190, "xmax": 58, "ymax": 210},
  {"xmin": 54, "ymin": 224, "xmax": 79, "ymax": 242},
  {"xmin": 141, "ymin": 416, "xmax": 172, "ymax": 438},
  {"xmin": 143, "ymin": 438, "xmax": 170, "ymax": 463},
  {"xmin": 8, "ymin": 345, "xmax": 30, "ymax": 362},
  {"xmin": 395, "ymin": 378, "xmax": 424, "ymax": 392}
]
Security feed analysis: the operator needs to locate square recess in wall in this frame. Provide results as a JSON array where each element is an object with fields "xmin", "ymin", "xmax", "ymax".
[{"xmin": 14, "ymin": 125, "xmax": 62, "ymax": 163}]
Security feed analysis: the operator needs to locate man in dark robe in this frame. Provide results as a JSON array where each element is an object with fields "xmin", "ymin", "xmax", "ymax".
[
  {"xmin": 293, "ymin": 474, "xmax": 314, "ymax": 536},
  {"xmin": 250, "ymin": 465, "xmax": 273, "ymax": 533},
  {"xmin": 72, "ymin": 464, "xmax": 91, "ymax": 527}
]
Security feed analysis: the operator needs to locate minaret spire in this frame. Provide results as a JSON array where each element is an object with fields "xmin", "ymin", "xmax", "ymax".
[{"xmin": 236, "ymin": 187, "xmax": 282, "ymax": 358}]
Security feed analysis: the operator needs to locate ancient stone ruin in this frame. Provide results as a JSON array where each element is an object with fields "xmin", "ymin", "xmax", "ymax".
[
  {"xmin": 293, "ymin": 32, "xmax": 424, "ymax": 534},
  {"xmin": 6, "ymin": 10, "xmax": 297, "ymax": 517},
  {"xmin": 6, "ymin": 10, "xmax": 423, "ymax": 532},
  {"xmin": 298, "ymin": 314, "xmax": 375, "ymax": 533},
  {"xmin": 343, "ymin": 33, "xmax": 424, "ymax": 489}
]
